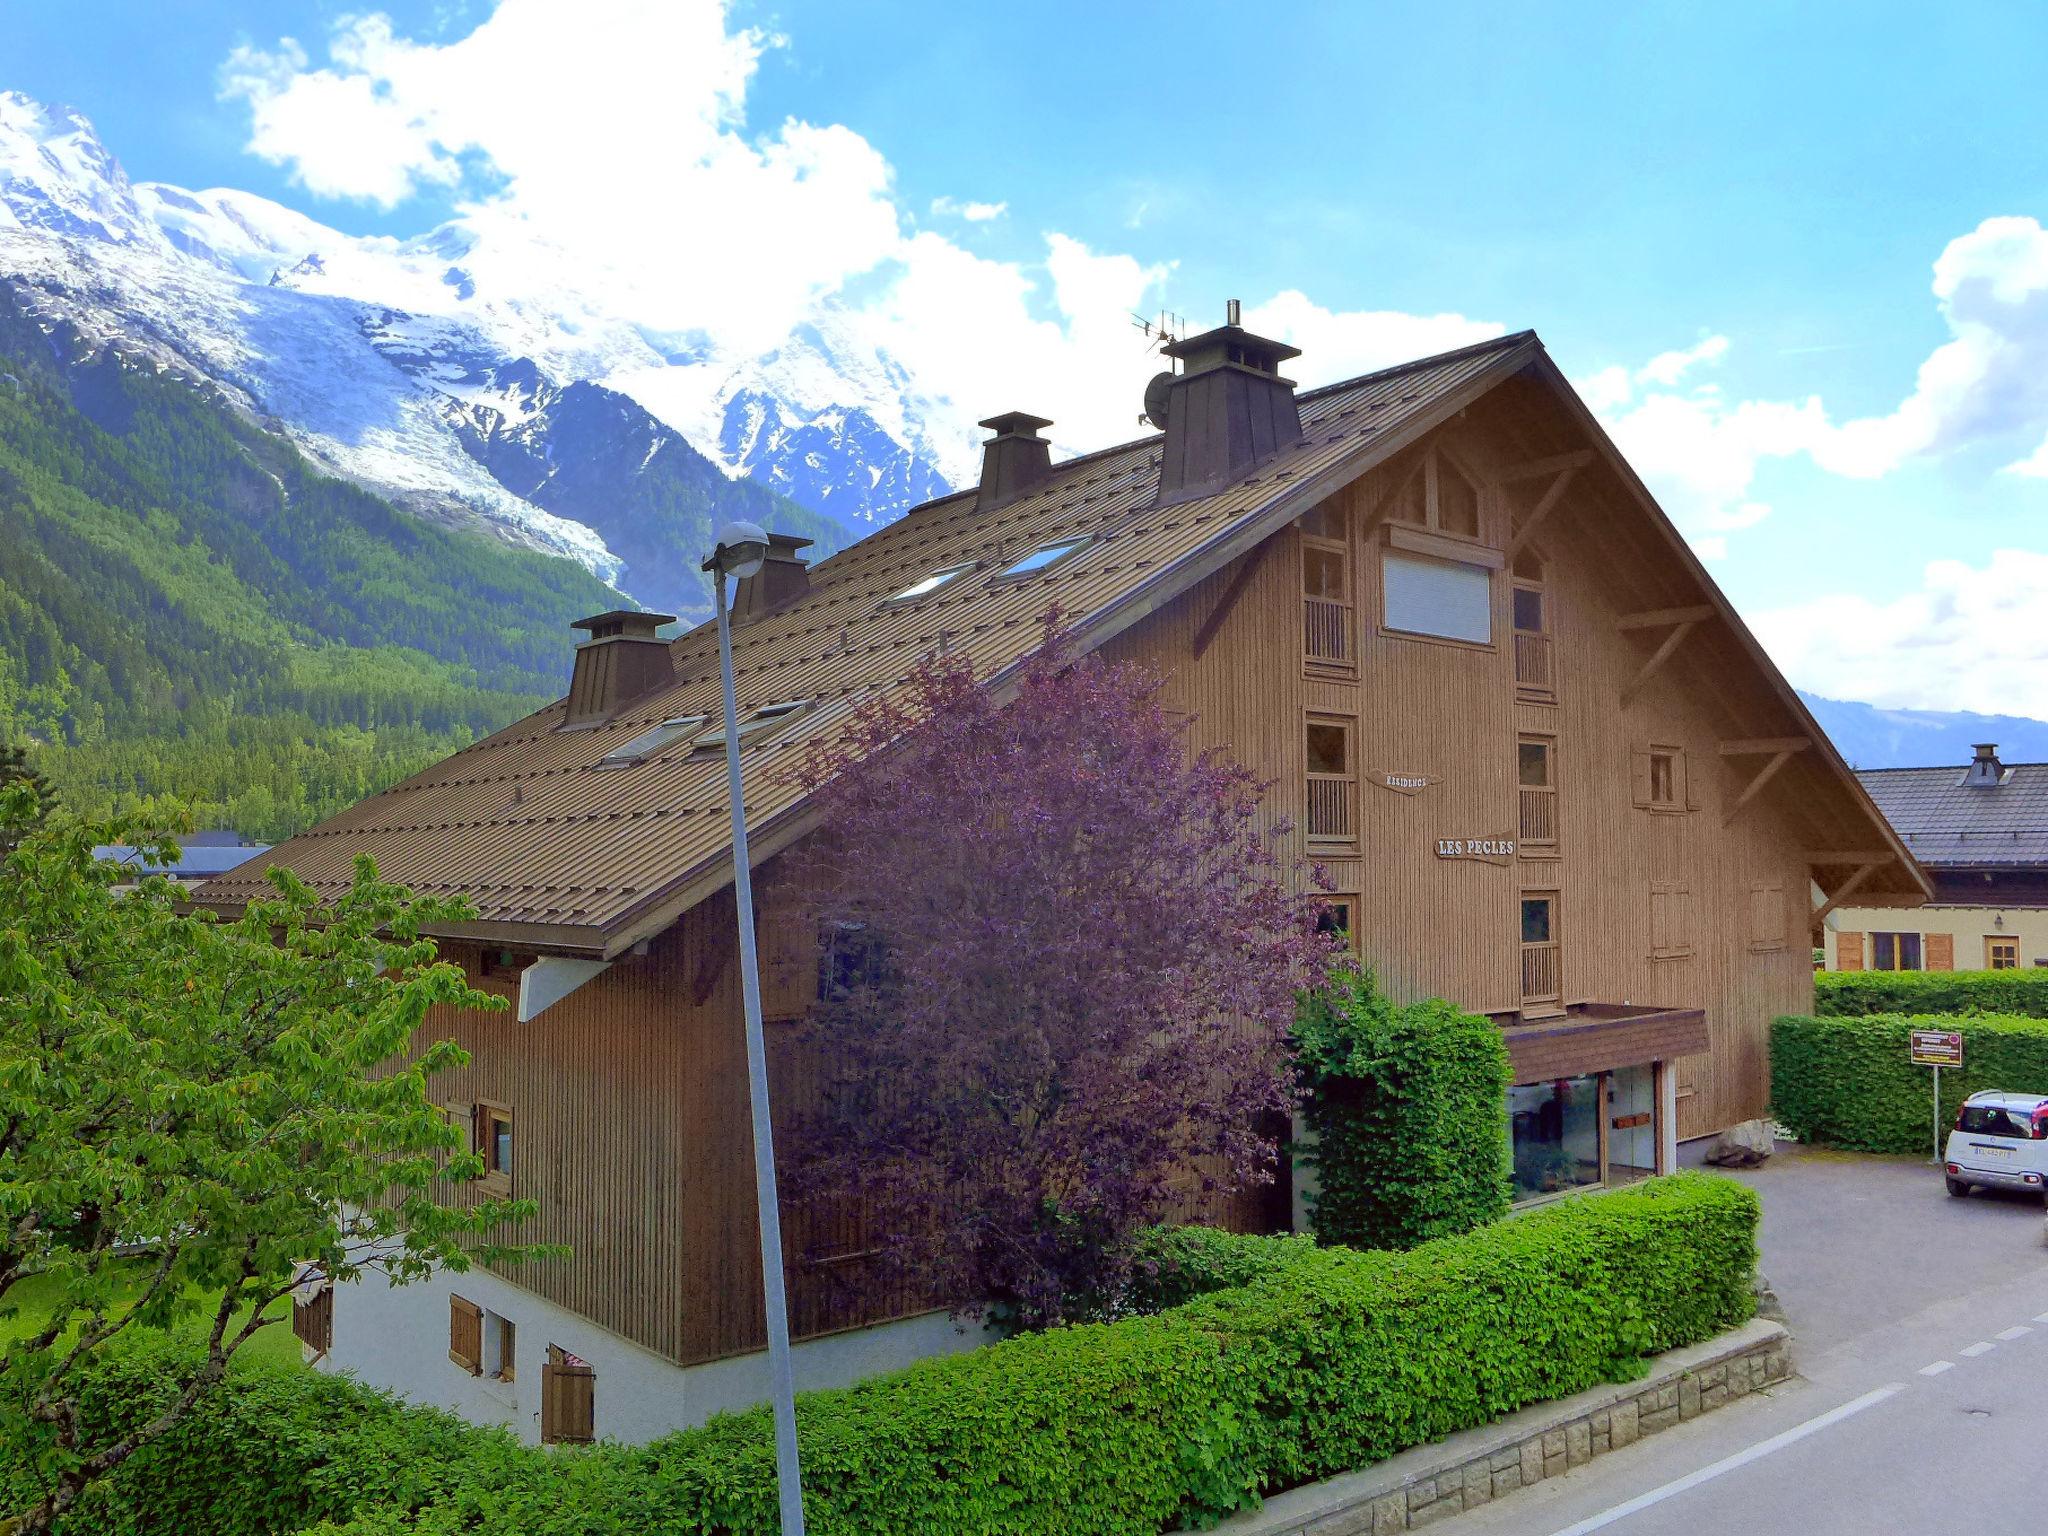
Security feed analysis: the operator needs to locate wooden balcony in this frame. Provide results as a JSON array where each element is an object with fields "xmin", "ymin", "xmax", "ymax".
[
  {"xmin": 1304, "ymin": 596, "xmax": 1354, "ymax": 666},
  {"xmin": 1518, "ymin": 787, "xmax": 1558, "ymax": 848},
  {"xmin": 1307, "ymin": 774, "xmax": 1355, "ymax": 842},
  {"xmin": 1514, "ymin": 630, "xmax": 1553, "ymax": 695},
  {"xmin": 1520, "ymin": 942, "xmax": 1562, "ymax": 1006}
]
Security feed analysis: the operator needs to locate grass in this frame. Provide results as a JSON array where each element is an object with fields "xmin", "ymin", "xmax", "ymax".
[{"xmin": 0, "ymin": 1261, "xmax": 304, "ymax": 1370}]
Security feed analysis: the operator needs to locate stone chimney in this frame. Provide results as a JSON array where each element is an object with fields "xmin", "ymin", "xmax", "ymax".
[
  {"xmin": 1966, "ymin": 742, "xmax": 2006, "ymax": 787},
  {"xmin": 562, "ymin": 609, "xmax": 676, "ymax": 728},
  {"xmin": 975, "ymin": 412, "xmax": 1054, "ymax": 511},
  {"xmin": 1155, "ymin": 301, "xmax": 1304, "ymax": 507},
  {"xmin": 731, "ymin": 532, "xmax": 815, "ymax": 623}
]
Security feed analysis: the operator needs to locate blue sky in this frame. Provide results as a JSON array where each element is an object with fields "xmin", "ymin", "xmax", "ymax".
[{"xmin": 12, "ymin": 0, "xmax": 2048, "ymax": 711}]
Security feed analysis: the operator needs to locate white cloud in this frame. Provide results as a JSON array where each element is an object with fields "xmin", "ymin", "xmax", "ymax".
[
  {"xmin": 930, "ymin": 195, "xmax": 1007, "ymax": 222},
  {"xmin": 1751, "ymin": 550, "xmax": 2048, "ymax": 713},
  {"xmin": 1244, "ymin": 291, "xmax": 1504, "ymax": 387}
]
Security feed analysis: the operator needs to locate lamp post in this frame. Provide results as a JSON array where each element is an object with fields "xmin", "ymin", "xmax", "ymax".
[{"xmin": 702, "ymin": 520, "xmax": 807, "ymax": 1535}]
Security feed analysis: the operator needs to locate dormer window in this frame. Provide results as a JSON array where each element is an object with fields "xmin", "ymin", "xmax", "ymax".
[
  {"xmin": 595, "ymin": 716, "xmax": 708, "ymax": 769},
  {"xmin": 993, "ymin": 537, "xmax": 1090, "ymax": 582},
  {"xmin": 691, "ymin": 700, "xmax": 810, "ymax": 753},
  {"xmin": 1388, "ymin": 446, "xmax": 1484, "ymax": 541},
  {"xmin": 881, "ymin": 563, "xmax": 976, "ymax": 607}
]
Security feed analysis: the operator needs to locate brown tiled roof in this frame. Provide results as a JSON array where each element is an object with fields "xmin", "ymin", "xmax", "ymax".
[{"xmin": 1859, "ymin": 763, "xmax": 2048, "ymax": 868}]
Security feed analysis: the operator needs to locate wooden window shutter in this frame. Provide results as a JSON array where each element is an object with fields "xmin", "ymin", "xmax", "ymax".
[
  {"xmin": 449, "ymin": 1294, "xmax": 483, "ymax": 1374},
  {"xmin": 292, "ymin": 1284, "xmax": 333, "ymax": 1355},
  {"xmin": 1837, "ymin": 931, "xmax": 1864, "ymax": 971},
  {"xmin": 1926, "ymin": 932, "xmax": 1955, "ymax": 971},
  {"xmin": 443, "ymin": 1102, "xmax": 475, "ymax": 1161},
  {"xmin": 1630, "ymin": 748, "xmax": 1653, "ymax": 809},
  {"xmin": 1651, "ymin": 882, "xmax": 1694, "ymax": 958},
  {"xmin": 1748, "ymin": 882, "xmax": 1785, "ymax": 952},
  {"xmin": 541, "ymin": 1344, "xmax": 595, "ymax": 1445}
]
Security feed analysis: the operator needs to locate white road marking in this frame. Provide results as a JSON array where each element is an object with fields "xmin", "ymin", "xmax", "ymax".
[
  {"xmin": 1961, "ymin": 1341, "xmax": 1996, "ymax": 1357},
  {"xmin": 1919, "ymin": 1360, "xmax": 1955, "ymax": 1376},
  {"xmin": 1539, "ymin": 1383, "xmax": 1905, "ymax": 1536},
  {"xmin": 1997, "ymin": 1325, "xmax": 2032, "ymax": 1341}
]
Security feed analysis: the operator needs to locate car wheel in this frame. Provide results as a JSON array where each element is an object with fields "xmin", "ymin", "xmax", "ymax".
[{"xmin": 1946, "ymin": 1177, "xmax": 1971, "ymax": 1197}]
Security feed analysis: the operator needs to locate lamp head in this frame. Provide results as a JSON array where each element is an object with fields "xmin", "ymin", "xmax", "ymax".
[{"xmin": 705, "ymin": 520, "xmax": 770, "ymax": 579}]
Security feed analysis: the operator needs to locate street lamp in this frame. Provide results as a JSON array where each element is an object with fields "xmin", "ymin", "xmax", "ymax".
[{"xmin": 702, "ymin": 519, "xmax": 806, "ymax": 1535}]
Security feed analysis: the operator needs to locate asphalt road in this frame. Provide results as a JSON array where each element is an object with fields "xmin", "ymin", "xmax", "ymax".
[{"xmin": 1452, "ymin": 1146, "xmax": 2048, "ymax": 1535}]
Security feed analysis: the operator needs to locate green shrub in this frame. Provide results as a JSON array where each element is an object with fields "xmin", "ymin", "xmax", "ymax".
[
  {"xmin": 19, "ymin": 1175, "xmax": 1756, "ymax": 1536},
  {"xmin": 1124, "ymin": 1224, "xmax": 1319, "ymax": 1313},
  {"xmin": 1294, "ymin": 968, "xmax": 1512, "ymax": 1249},
  {"xmin": 1816, "ymin": 969, "xmax": 2048, "ymax": 1018},
  {"xmin": 1772, "ymin": 1012, "xmax": 2048, "ymax": 1153}
]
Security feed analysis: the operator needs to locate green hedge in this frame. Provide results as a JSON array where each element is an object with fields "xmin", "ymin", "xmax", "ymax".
[
  {"xmin": 1293, "ymin": 969, "xmax": 1512, "ymax": 1249},
  {"xmin": 1124, "ymin": 1224, "xmax": 1319, "ymax": 1313},
  {"xmin": 1816, "ymin": 969, "xmax": 2048, "ymax": 1018},
  {"xmin": 18, "ymin": 1175, "xmax": 1757, "ymax": 1536},
  {"xmin": 1772, "ymin": 1012, "xmax": 2048, "ymax": 1153}
]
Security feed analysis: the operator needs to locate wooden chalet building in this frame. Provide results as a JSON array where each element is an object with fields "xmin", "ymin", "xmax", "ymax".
[{"xmin": 201, "ymin": 318, "xmax": 1926, "ymax": 1445}]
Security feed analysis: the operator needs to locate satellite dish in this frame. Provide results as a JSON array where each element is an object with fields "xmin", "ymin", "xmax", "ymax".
[{"xmin": 1142, "ymin": 372, "xmax": 1174, "ymax": 430}]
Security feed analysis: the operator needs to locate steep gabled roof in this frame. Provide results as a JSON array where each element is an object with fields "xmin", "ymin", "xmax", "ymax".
[
  {"xmin": 195, "ymin": 329, "xmax": 1927, "ymax": 953},
  {"xmin": 1858, "ymin": 762, "xmax": 2048, "ymax": 868}
]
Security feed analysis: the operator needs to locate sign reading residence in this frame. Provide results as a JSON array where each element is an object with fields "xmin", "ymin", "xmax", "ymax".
[
  {"xmin": 1435, "ymin": 836, "xmax": 1517, "ymax": 866},
  {"xmin": 1909, "ymin": 1029, "xmax": 1963, "ymax": 1067},
  {"xmin": 1368, "ymin": 769, "xmax": 1441, "ymax": 797}
]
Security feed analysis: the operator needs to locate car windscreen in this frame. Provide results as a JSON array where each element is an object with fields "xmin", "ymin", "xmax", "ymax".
[{"xmin": 1958, "ymin": 1105, "xmax": 2037, "ymax": 1139}]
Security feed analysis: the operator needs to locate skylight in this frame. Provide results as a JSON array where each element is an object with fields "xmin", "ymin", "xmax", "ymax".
[
  {"xmin": 595, "ymin": 716, "xmax": 708, "ymax": 769},
  {"xmin": 882, "ymin": 563, "xmax": 976, "ymax": 606},
  {"xmin": 691, "ymin": 699, "xmax": 811, "ymax": 753},
  {"xmin": 994, "ymin": 537, "xmax": 1090, "ymax": 581}
]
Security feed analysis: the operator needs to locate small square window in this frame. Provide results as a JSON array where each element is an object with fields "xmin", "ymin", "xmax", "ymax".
[
  {"xmin": 1518, "ymin": 740, "xmax": 1551, "ymax": 788},
  {"xmin": 1306, "ymin": 722, "xmax": 1349, "ymax": 776},
  {"xmin": 882, "ymin": 564, "xmax": 975, "ymax": 606},
  {"xmin": 1521, "ymin": 896, "xmax": 1554, "ymax": 945},
  {"xmin": 478, "ymin": 1103, "xmax": 513, "ymax": 1191},
  {"xmin": 994, "ymin": 538, "xmax": 1090, "ymax": 581},
  {"xmin": 595, "ymin": 716, "xmax": 707, "ymax": 769},
  {"xmin": 1513, "ymin": 586, "xmax": 1544, "ymax": 633},
  {"xmin": 691, "ymin": 700, "xmax": 809, "ymax": 753}
]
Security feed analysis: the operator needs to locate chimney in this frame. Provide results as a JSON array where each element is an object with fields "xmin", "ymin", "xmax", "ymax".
[
  {"xmin": 1966, "ymin": 742, "xmax": 2006, "ymax": 787},
  {"xmin": 975, "ymin": 412, "xmax": 1055, "ymax": 511},
  {"xmin": 731, "ymin": 532, "xmax": 815, "ymax": 623},
  {"xmin": 562, "ymin": 609, "xmax": 676, "ymax": 728},
  {"xmin": 1155, "ymin": 300, "xmax": 1304, "ymax": 506}
]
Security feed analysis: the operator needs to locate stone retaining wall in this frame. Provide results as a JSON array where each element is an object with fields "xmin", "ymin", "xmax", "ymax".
[{"xmin": 1188, "ymin": 1318, "xmax": 1791, "ymax": 1535}]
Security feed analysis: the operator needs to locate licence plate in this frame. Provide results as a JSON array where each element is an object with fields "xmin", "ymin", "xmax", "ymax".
[{"xmin": 1974, "ymin": 1144, "xmax": 2015, "ymax": 1159}]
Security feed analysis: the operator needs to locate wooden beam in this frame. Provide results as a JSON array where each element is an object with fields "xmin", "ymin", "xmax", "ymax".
[
  {"xmin": 1615, "ymin": 604, "xmax": 1716, "ymax": 631},
  {"xmin": 1190, "ymin": 543, "xmax": 1271, "ymax": 661},
  {"xmin": 1618, "ymin": 620, "xmax": 1697, "ymax": 709},
  {"xmin": 1498, "ymin": 448, "xmax": 1595, "ymax": 482},
  {"xmin": 1358, "ymin": 450, "xmax": 1427, "ymax": 533},
  {"xmin": 1805, "ymin": 851, "xmax": 1899, "ymax": 865},
  {"xmin": 1811, "ymin": 860, "xmax": 1885, "ymax": 931},
  {"xmin": 1505, "ymin": 466, "xmax": 1578, "ymax": 559},
  {"xmin": 1719, "ymin": 736, "xmax": 1812, "ymax": 756},
  {"xmin": 1722, "ymin": 749, "xmax": 1796, "ymax": 828}
]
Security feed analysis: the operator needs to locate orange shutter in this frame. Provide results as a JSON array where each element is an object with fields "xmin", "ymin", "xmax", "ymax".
[
  {"xmin": 1926, "ymin": 932, "xmax": 1954, "ymax": 971},
  {"xmin": 449, "ymin": 1295, "xmax": 482, "ymax": 1374},
  {"xmin": 541, "ymin": 1345, "xmax": 596, "ymax": 1444},
  {"xmin": 1837, "ymin": 932, "xmax": 1864, "ymax": 971}
]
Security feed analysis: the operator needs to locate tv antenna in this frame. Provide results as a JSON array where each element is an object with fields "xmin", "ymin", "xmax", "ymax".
[{"xmin": 1132, "ymin": 309, "xmax": 1185, "ymax": 429}]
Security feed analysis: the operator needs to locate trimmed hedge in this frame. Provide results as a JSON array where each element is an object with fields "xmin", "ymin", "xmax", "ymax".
[
  {"xmin": 1772, "ymin": 1011, "xmax": 2048, "ymax": 1153},
  {"xmin": 17, "ymin": 1175, "xmax": 1757, "ymax": 1536},
  {"xmin": 1125, "ymin": 1224, "xmax": 1319, "ymax": 1313},
  {"xmin": 1816, "ymin": 969, "xmax": 2048, "ymax": 1019},
  {"xmin": 1294, "ymin": 969, "xmax": 1513, "ymax": 1249}
]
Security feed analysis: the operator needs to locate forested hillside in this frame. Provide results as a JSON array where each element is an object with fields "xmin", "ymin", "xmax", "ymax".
[{"xmin": 0, "ymin": 298, "xmax": 625, "ymax": 840}]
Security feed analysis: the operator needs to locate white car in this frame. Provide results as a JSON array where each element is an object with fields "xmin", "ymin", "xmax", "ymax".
[{"xmin": 1944, "ymin": 1092, "xmax": 2048, "ymax": 1200}]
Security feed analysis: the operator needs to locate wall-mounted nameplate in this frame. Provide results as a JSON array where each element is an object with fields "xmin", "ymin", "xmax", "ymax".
[
  {"xmin": 1369, "ymin": 769, "xmax": 1440, "ymax": 797},
  {"xmin": 1435, "ymin": 836, "xmax": 1516, "ymax": 866}
]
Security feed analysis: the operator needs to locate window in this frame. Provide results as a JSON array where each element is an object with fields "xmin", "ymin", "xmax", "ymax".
[
  {"xmin": 1389, "ymin": 446, "xmax": 1485, "ymax": 540},
  {"xmin": 449, "ymin": 1294, "xmax": 483, "ymax": 1375},
  {"xmin": 1300, "ymin": 506, "xmax": 1353, "ymax": 668},
  {"xmin": 1632, "ymin": 745, "xmax": 1689, "ymax": 812},
  {"xmin": 541, "ymin": 1345, "xmax": 595, "ymax": 1445},
  {"xmin": 690, "ymin": 699, "xmax": 808, "ymax": 753},
  {"xmin": 1512, "ymin": 552, "xmax": 1553, "ymax": 697},
  {"xmin": 1305, "ymin": 716, "xmax": 1356, "ymax": 842},
  {"xmin": 881, "ymin": 563, "xmax": 975, "ymax": 607},
  {"xmin": 1520, "ymin": 893, "xmax": 1560, "ymax": 1008},
  {"xmin": 1382, "ymin": 552, "xmax": 1492, "ymax": 644},
  {"xmin": 1871, "ymin": 931, "xmax": 1923, "ymax": 971},
  {"xmin": 1517, "ymin": 737, "xmax": 1557, "ymax": 850},
  {"xmin": 819, "ymin": 920, "xmax": 890, "ymax": 1000},
  {"xmin": 1510, "ymin": 1076, "xmax": 1601, "ymax": 1200},
  {"xmin": 1316, "ymin": 896, "xmax": 1358, "ymax": 948},
  {"xmin": 478, "ymin": 1103, "xmax": 513, "ymax": 1194},
  {"xmin": 1990, "ymin": 935, "xmax": 2020, "ymax": 970},
  {"xmin": 485, "ymin": 1310, "xmax": 516, "ymax": 1382},
  {"xmin": 1957, "ymin": 1104, "xmax": 2037, "ymax": 1140},
  {"xmin": 595, "ymin": 715, "xmax": 707, "ymax": 768},
  {"xmin": 993, "ymin": 537, "xmax": 1090, "ymax": 581},
  {"xmin": 1651, "ymin": 882, "xmax": 1694, "ymax": 959}
]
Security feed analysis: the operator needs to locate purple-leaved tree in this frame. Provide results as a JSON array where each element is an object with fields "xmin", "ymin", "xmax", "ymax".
[{"xmin": 784, "ymin": 621, "xmax": 1336, "ymax": 1330}]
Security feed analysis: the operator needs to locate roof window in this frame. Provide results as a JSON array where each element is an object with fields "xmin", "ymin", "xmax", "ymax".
[
  {"xmin": 881, "ymin": 563, "xmax": 976, "ymax": 608},
  {"xmin": 691, "ymin": 699, "xmax": 810, "ymax": 753},
  {"xmin": 993, "ymin": 537, "xmax": 1090, "ymax": 582},
  {"xmin": 594, "ymin": 716, "xmax": 707, "ymax": 769}
]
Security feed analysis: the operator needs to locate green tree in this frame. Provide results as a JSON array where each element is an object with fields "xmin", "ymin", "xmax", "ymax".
[
  {"xmin": 0, "ymin": 745, "xmax": 49, "ymax": 854},
  {"xmin": 0, "ymin": 789, "xmax": 547, "ymax": 1535}
]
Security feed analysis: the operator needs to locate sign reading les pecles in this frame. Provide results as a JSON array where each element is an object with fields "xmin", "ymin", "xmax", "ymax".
[{"xmin": 1435, "ymin": 836, "xmax": 1516, "ymax": 866}]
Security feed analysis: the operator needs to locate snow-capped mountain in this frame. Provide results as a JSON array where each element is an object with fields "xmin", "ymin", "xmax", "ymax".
[{"xmin": 0, "ymin": 91, "xmax": 954, "ymax": 617}]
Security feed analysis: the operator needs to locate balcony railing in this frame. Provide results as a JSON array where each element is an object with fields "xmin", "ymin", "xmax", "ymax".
[
  {"xmin": 1304, "ymin": 597, "xmax": 1354, "ymax": 665},
  {"xmin": 1520, "ymin": 943, "xmax": 1561, "ymax": 1004},
  {"xmin": 1514, "ymin": 630, "xmax": 1553, "ymax": 694},
  {"xmin": 1518, "ymin": 787, "xmax": 1558, "ymax": 847},
  {"xmin": 1307, "ymin": 774, "xmax": 1355, "ymax": 841}
]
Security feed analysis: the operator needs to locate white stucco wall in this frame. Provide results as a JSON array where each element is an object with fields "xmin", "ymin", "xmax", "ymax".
[
  {"xmin": 1824, "ymin": 904, "xmax": 2048, "ymax": 972},
  {"xmin": 316, "ymin": 1264, "xmax": 992, "ymax": 1446}
]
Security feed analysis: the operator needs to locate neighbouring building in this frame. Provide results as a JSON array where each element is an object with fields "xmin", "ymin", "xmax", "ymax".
[
  {"xmin": 1824, "ymin": 744, "xmax": 2048, "ymax": 971},
  {"xmin": 95, "ymin": 829, "xmax": 272, "ymax": 887},
  {"xmin": 201, "ymin": 318, "xmax": 1926, "ymax": 1446}
]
